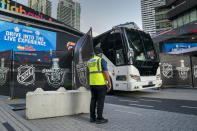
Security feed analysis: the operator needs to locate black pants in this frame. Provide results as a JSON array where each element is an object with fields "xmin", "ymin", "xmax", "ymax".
[{"xmin": 90, "ymin": 85, "xmax": 107, "ymax": 119}]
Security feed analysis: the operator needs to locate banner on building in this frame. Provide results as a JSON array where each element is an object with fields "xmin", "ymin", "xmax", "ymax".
[
  {"xmin": 162, "ymin": 43, "xmax": 197, "ymax": 53},
  {"xmin": 0, "ymin": 20, "xmax": 57, "ymax": 52}
]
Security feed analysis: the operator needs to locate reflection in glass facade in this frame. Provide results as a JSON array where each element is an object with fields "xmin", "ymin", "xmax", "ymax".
[
  {"xmin": 155, "ymin": 3, "xmax": 172, "ymax": 35},
  {"xmin": 173, "ymin": 8, "xmax": 197, "ymax": 29}
]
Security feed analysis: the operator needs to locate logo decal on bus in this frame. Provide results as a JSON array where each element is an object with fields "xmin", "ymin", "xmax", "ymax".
[
  {"xmin": 17, "ymin": 65, "xmax": 35, "ymax": 86},
  {"xmin": 162, "ymin": 63, "xmax": 173, "ymax": 78},
  {"xmin": 42, "ymin": 58, "xmax": 66, "ymax": 88},
  {"xmin": 176, "ymin": 60, "xmax": 190, "ymax": 80},
  {"xmin": 76, "ymin": 62, "xmax": 88, "ymax": 87},
  {"xmin": 0, "ymin": 58, "xmax": 9, "ymax": 86}
]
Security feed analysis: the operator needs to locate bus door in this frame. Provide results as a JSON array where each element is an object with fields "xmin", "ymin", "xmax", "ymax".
[
  {"xmin": 101, "ymin": 30, "xmax": 128, "ymax": 90},
  {"xmin": 115, "ymin": 49, "xmax": 128, "ymax": 90}
]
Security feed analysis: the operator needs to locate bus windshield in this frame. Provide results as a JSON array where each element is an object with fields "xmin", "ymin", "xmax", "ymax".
[{"xmin": 125, "ymin": 29, "xmax": 158, "ymax": 62}]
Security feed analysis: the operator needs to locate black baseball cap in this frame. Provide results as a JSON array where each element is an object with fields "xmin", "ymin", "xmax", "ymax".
[{"xmin": 94, "ymin": 47, "xmax": 103, "ymax": 54}]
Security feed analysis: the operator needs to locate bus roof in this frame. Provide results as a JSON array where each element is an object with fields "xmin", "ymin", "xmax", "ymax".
[{"xmin": 94, "ymin": 26, "xmax": 149, "ymax": 40}]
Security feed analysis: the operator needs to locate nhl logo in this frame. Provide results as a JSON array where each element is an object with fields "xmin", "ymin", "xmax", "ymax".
[
  {"xmin": 17, "ymin": 65, "xmax": 35, "ymax": 86},
  {"xmin": 0, "ymin": 58, "xmax": 9, "ymax": 86},
  {"xmin": 76, "ymin": 62, "xmax": 88, "ymax": 87},
  {"xmin": 42, "ymin": 58, "xmax": 66, "ymax": 88},
  {"xmin": 162, "ymin": 63, "xmax": 173, "ymax": 78},
  {"xmin": 194, "ymin": 65, "xmax": 197, "ymax": 78}
]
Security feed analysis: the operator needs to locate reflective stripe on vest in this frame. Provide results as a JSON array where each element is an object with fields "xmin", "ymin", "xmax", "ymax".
[{"xmin": 87, "ymin": 56, "xmax": 106, "ymax": 85}]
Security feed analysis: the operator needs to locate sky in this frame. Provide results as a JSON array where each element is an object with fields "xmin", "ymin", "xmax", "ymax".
[{"xmin": 13, "ymin": 0, "xmax": 142, "ymax": 36}]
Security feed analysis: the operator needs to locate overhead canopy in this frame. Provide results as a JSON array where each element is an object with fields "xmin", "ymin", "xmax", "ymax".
[{"xmin": 153, "ymin": 20, "xmax": 197, "ymax": 44}]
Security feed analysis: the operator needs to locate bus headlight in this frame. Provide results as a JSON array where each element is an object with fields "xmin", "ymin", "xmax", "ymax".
[{"xmin": 130, "ymin": 75, "xmax": 141, "ymax": 82}]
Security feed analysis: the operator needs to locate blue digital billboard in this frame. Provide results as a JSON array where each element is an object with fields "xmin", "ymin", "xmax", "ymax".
[
  {"xmin": 0, "ymin": 20, "xmax": 56, "ymax": 51},
  {"xmin": 162, "ymin": 43, "xmax": 197, "ymax": 53}
]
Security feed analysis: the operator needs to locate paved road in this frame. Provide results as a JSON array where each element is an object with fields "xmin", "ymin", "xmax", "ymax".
[{"xmin": 106, "ymin": 95, "xmax": 197, "ymax": 116}]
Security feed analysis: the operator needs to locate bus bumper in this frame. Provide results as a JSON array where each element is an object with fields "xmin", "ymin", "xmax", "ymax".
[{"xmin": 127, "ymin": 80, "xmax": 162, "ymax": 91}]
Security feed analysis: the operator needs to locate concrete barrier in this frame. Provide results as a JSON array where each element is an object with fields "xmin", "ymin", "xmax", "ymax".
[{"xmin": 26, "ymin": 87, "xmax": 91, "ymax": 120}]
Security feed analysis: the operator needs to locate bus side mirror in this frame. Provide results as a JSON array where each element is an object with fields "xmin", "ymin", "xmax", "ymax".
[
  {"xmin": 128, "ymin": 50, "xmax": 134, "ymax": 64},
  {"xmin": 128, "ymin": 49, "xmax": 134, "ymax": 58}
]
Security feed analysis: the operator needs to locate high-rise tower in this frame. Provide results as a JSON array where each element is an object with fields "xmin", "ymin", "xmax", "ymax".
[
  {"xmin": 141, "ymin": 0, "xmax": 166, "ymax": 36},
  {"xmin": 28, "ymin": 0, "xmax": 52, "ymax": 16},
  {"xmin": 57, "ymin": 0, "xmax": 81, "ymax": 30}
]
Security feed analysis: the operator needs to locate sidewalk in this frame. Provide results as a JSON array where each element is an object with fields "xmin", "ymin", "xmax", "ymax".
[
  {"xmin": 0, "ymin": 102, "xmax": 41, "ymax": 131},
  {"xmin": 0, "ymin": 88, "xmax": 197, "ymax": 131},
  {"xmin": 15, "ymin": 103, "xmax": 197, "ymax": 131}
]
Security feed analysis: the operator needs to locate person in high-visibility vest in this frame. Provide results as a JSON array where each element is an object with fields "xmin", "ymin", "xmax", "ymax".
[{"xmin": 87, "ymin": 47, "xmax": 112, "ymax": 124}]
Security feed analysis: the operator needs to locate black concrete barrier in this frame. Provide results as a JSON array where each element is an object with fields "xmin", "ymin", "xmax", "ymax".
[
  {"xmin": 0, "ymin": 50, "xmax": 73, "ymax": 98},
  {"xmin": 0, "ymin": 50, "xmax": 12, "ymax": 96},
  {"xmin": 160, "ymin": 54, "xmax": 193, "ymax": 88},
  {"xmin": 191, "ymin": 56, "xmax": 197, "ymax": 88}
]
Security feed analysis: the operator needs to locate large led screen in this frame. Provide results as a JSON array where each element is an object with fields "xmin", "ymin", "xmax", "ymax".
[
  {"xmin": 162, "ymin": 43, "xmax": 197, "ymax": 53},
  {"xmin": 0, "ymin": 20, "xmax": 56, "ymax": 51}
]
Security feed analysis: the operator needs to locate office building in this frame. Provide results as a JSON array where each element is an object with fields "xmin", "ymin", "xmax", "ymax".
[
  {"xmin": 141, "ymin": 0, "xmax": 166, "ymax": 36},
  {"xmin": 168, "ymin": 0, "xmax": 197, "ymax": 29},
  {"xmin": 153, "ymin": 0, "xmax": 197, "ymax": 55},
  {"xmin": 57, "ymin": 0, "xmax": 81, "ymax": 30},
  {"xmin": 28, "ymin": 0, "xmax": 52, "ymax": 16},
  {"xmin": 155, "ymin": 1, "xmax": 173, "ymax": 35}
]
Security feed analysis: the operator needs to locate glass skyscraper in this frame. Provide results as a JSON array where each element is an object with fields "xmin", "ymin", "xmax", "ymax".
[
  {"xmin": 57, "ymin": 0, "xmax": 81, "ymax": 30},
  {"xmin": 141, "ymin": 0, "xmax": 166, "ymax": 36},
  {"xmin": 28, "ymin": 0, "xmax": 52, "ymax": 17}
]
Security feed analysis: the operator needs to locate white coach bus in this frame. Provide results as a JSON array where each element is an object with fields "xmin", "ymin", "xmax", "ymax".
[{"xmin": 93, "ymin": 27, "xmax": 162, "ymax": 92}]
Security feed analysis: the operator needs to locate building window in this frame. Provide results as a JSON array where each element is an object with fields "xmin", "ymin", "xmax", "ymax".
[
  {"xmin": 156, "ymin": 23, "xmax": 160, "ymax": 29},
  {"xmin": 183, "ymin": 13, "xmax": 190, "ymax": 25},
  {"xmin": 190, "ymin": 9, "xmax": 197, "ymax": 22},
  {"xmin": 177, "ymin": 16, "xmax": 183, "ymax": 27},
  {"xmin": 155, "ymin": 15, "xmax": 159, "ymax": 21},
  {"xmin": 165, "ymin": 22, "xmax": 172, "ymax": 27},
  {"xmin": 173, "ymin": 20, "xmax": 178, "ymax": 28}
]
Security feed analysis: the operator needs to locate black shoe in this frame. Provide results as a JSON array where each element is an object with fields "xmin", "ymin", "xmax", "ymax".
[
  {"xmin": 90, "ymin": 118, "xmax": 96, "ymax": 123},
  {"xmin": 96, "ymin": 118, "xmax": 108, "ymax": 124}
]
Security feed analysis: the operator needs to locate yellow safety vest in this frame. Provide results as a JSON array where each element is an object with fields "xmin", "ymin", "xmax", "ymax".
[{"xmin": 87, "ymin": 56, "xmax": 106, "ymax": 85}]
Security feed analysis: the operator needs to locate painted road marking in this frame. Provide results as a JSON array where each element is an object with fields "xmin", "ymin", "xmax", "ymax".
[
  {"xmin": 119, "ymin": 99, "xmax": 139, "ymax": 103},
  {"xmin": 181, "ymin": 106, "xmax": 197, "ymax": 109},
  {"xmin": 129, "ymin": 103, "xmax": 154, "ymax": 108},
  {"xmin": 114, "ymin": 109, "xmax": 142, "ymax": 116},
  {"xmin": 139, "ymin": 99, "xmax": 162, "ymax": 102}
]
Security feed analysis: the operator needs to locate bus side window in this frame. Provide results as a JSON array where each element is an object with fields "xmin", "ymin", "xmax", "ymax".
[
  {"xmin": 113, "ymin": 33, "xmax": 126, "ymax": 66},
  {"xmin": 101, "ymin": 34, "xmax": 116, "ymax": 65},
  {"xmin": 101, "ymin": 32, "xmax": 126, "ymax": 66},
  {"xmin": 116, "ymin": 49, "xmax": 125, "ymax": 65}
]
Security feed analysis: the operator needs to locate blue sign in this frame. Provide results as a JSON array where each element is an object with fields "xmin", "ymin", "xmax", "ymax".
[
  {"xmin": 162, "ymin": 43, "xmax": 197, "ymax": 53},
  {"xmin": 0, "ymin": 20, "xmax": 56, "ymax": 51}
]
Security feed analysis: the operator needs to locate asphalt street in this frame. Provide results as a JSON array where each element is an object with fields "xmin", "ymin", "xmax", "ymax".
[{"xmin": 105, "ymin": 92, "xmax": 197, "ymax": 116}]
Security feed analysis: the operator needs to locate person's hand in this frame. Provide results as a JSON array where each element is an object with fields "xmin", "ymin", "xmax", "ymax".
[{"xmin": 107, "ymin": 83, "xmax": 112, "ymax": 92}]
